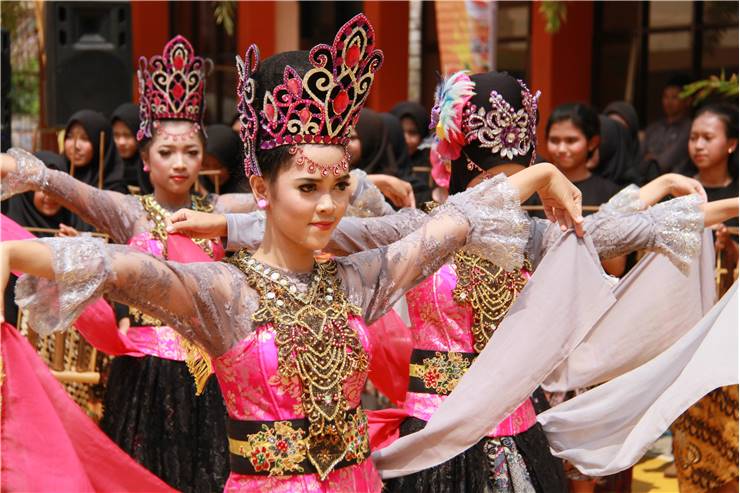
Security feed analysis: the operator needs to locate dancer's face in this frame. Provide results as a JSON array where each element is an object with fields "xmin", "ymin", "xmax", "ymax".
[
  {"xmin": 546, "ymin": 120, "xmax": 597, "ymax": 173},
  {"xmin": 64, "ymin": 123, "xmax": 94, "ymax": 167},
  {"xmin": 112, "ymin": 120, "xmax": 138, "ymax": 159},
  {"xmin": 689, "ymin": 112, "xmax": 737, "ymax": 172},
  {"xmin": 251, "ymin": 144, "xmax": 351, "ymax": 253},
  {"xmin": 142, "ymin": 121, "xmax": 203, "ymax": 196}
]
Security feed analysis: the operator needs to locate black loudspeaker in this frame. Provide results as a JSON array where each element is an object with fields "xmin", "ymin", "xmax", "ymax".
[
  {"xmin": 45, "ymin": 1, "xmax": 132, "ymax": 126},
  {"xmin": 1, "ymin": 29, "xmax": 10, "ymax": 152}
]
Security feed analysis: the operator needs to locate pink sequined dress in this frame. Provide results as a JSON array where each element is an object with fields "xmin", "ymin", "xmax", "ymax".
[{"xmin": 15, "ymin": 173, "xmax": 535, "ymax": 491}]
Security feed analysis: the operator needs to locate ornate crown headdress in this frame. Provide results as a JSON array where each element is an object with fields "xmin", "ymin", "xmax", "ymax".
[
  {"xmin": 431, "ymin": 72, "xmax": 541, "ymax": 166},
  {"xmin": 236, "ymin": 14, "xmax": 384, "ymax": 177},
  {"xmin": 137, "ymin": 35, "xmax": 211, "ymax": 141}
]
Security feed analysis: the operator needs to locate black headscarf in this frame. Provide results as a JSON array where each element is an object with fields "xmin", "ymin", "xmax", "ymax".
[
  {"xmin": 595, "ymin": 115, "xmax": 639, "ymax": 186},
  {"xmin": 64, "ymin": 109, "xmax": 126, "ymax": 193},
  {"xmin": 354, "ymin": 108, "xmax": 394, "ymax": 175},
  {"xmin": 603, "ymin": 101, "xmax": 641, "ymax": 185},
  {"xmin": 6, "ymin": 151, "xmax": 71, "ymax": 231},
  {"xmin": 203, "ymin": 124, "xmax": 247, "ymax": 194},
  {"xmin": 380, "ymin": 113, "xmax": 412, "ymax": 176},
  {"xmin": 391, "ymin": 101, "xmax": 431, "ymax": 139},
  {"xmin": 110, "ymin": 102, "xmax": 153, "ymax": 194},
  {"xmin": 450, "ymin": 72, "xmax": 536, "ymax": 195}
]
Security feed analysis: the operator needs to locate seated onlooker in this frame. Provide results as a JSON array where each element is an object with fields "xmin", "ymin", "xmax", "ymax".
[
  {"xmin": 641, "ymin": 74, "xmax": 693, "ymax": 176},
  {"xmin": 200, "ymin": 124, "xmax": 248, "ymax": 194},
  {"xmin": 603, "ymin": 101, "xmax": 642, "ymax": 184},
  {"xmin": 380, "ymin": 112, "xmax": 432, "ymax": 206},
  {"xmin": 111, "ymin": 102, "xmax": 153, "ymax": 194}
]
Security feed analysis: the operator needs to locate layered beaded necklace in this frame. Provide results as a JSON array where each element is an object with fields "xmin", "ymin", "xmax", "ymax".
[
  {"xmin": 139, "ymin": 193, "xmax": 215, "ymax": 258},
  {"xmin": 452, "ymin": 251, "xmax": 532, "ymax": 353},
  {"xmin": 227, "ymin": 250, "xmax": 368, "ymax": 479}
]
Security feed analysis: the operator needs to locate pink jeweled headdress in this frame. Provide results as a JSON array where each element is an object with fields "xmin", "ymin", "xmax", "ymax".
[
  {"xmin": 236, "ymin": 14, "xmax": 384, "ymax": 176},
  {"xmin": 137, "ymin": 35, "xmax": 210, "ymax": 141}
]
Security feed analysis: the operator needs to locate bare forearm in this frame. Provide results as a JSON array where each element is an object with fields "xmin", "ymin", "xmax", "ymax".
[
  {"xmin": 3, "ymin": 241, "xmax": 55, "ymax": 279},
  {"xmin": 508, "ymin": 162, "xmax": 555, "ymax": 202},
  {"xmin": 702, "ymin": 198, "xmax": 739, "ymax": 227}
]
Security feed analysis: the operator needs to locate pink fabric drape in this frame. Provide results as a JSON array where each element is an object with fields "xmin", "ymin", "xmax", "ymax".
[{"xmin": 0, "ymin": 322, "xmax": 175, "ymax": 492}]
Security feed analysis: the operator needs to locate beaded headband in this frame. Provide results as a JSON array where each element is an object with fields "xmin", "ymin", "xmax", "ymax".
[
  {"xmin": 137, "ymin": 35, "xmax": 211, "ymax": 141},
  {"xmin": 236, "ymin": 14, "xmax": 384, "ymax": 177},
  {"xmin": 431, "ymin": 72, "xmax": 541, "ymax": 166}
]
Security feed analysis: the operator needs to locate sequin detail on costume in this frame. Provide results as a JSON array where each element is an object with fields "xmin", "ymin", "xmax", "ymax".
[
  {"xmin": 226, "ymin": 251, "xmax": 369, "ymax": 480},
  {"xmin": 452, "ymin": 251, "xmax": 531, "ymax": 352}
]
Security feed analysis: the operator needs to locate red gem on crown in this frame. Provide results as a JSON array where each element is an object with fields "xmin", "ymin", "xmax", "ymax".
[{"xmin": 136, "ymin": 35, "xmax": 210, "ymax": 141}]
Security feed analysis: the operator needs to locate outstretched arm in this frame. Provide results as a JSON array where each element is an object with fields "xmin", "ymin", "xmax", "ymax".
[
  {"xmin": 1, "ymin": 148, "xmax": 141, "ymax": 243},
  {"xmin": 0, "ymin": 237, "xmax": 249, "ymax": 355}
]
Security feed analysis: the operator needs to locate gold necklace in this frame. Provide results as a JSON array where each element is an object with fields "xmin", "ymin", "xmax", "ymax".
[
  {"xmin": 139, "ymin": 193, "xmax": 215, "ymax": 258},
  {"xmin": 227, "ymin": 250, "xmax": 368, "ymax": 480},
  {"xmin": 135, "ymin": 193, "xmax": 216, "ymax": 395},
  {"xmin": 453, "ymin": 251, "xmax": 531, "ymax": 352}
]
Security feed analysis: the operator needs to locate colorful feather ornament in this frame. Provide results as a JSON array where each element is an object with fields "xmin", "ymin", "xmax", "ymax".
[{"xmin": 430, "ymin": 70, "xmax": 475, "ymax": 160}]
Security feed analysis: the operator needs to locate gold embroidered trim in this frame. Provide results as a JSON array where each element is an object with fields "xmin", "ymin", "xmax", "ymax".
[
  {"xmin": 139, "ymin": 193, "xmax": 215, "ymax": 259},
  {"xmin": 453, "ymin": 251, "xmax": 531, "ymax": 352},
  {"xmin": 137, "ymin": 193, "xmax": 215, "ymax": 394},
  {"xmin": 409, "ymin": 351, "xmax": 472, "ymax": 394},
  {"xmin": 226, "ymin": 250, "xmax": 368, "ymax": 480}
]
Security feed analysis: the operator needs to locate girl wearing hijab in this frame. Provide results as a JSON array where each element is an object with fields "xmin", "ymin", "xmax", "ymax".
[
  {"xmin": 63, "ymin": 110, "xmax": 127, "ymax": 230},
  {"xmin": 201, "ymin": 123, "xmax": 248, "ymax": 195},
  {"xmin": 111, "ymin": 102, "xmax": 153, "ymax": 194},
  {"xmin": 603, "ymin": 101, "xmax": 642, "ymax": 184},
  {"xmin": 391, "ymin": 101, "xmax": 432, "ymax": 168},
  {"xmin": 380, "ymin": 112, "xmax": 432, "ymax": 206}
]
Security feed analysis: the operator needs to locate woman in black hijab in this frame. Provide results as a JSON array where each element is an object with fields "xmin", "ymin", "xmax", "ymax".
[
  {"xmin": 381, "ymin": 112, "xmax": 432, "ymax": 205},
  {"xmin": 603, "ymin": 101, "xmax": 643, "ymax": 184},
  {"xmin": 594, "ymin": 114, "xmax": 639, "ymax": 186},
  {"xmin": 4, "ymin": 151, "xmax": 72, "ymax": 325},
  {"xmin": 201, "ymin": 123, "xmax": 247, "ymax": 194},
  {"xmin": 349, "ymin": 108, "xmax": 393, "ymax": 175},
  {"xmin": 391, "ymin": 101, "xmax": 431, "ymax": 168},
  {"xmin": 63, "ymin": 109, "xmax": 126, "ymax": 230},
  {"xmin": 111, "ymin": 102, "xmax": 153, "ymax": 194}
]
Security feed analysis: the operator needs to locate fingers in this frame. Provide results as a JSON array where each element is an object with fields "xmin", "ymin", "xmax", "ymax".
[{"xmin": 169, "ymin": 209, "xmax": 190, "ymax": 224}]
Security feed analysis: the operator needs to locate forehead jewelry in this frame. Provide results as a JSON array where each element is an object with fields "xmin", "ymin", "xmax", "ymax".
[{"xmin": 289, "ymin": 145, "xmax": 351, "ymax": 177}]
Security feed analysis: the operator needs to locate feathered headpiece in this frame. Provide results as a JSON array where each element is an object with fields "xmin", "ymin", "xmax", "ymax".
[
  {"xmin": 137, "ymin": 35, "xmax": 211, "ymax": 141},
  {"xmin": 431, "ymin": 70, "xmax": 540, "ymax": 167},
  {"xmin": 236, "ymin": 14, "xmax": 383, "ymax": 177}
]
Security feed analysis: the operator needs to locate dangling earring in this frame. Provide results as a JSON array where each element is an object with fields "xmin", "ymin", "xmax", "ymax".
[
  {"xmin": 257, "ymin": 198, "xmax": 269, "ymax": 209},
  {"xmin": 143, "ymin": 164, "xmax": 150, "ymax": 172}
]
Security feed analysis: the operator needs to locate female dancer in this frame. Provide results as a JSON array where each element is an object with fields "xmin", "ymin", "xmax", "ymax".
[
  {"xmin": 1, "ymin": 14, "xmax": 587, "ymax": 492},
  {"xmin": 2, "ymin": 35, "xmax": 258, "ymax": 492},
  {"xmin": 206, "ymin": 70, "xmax": 735, "ymax": 493}
]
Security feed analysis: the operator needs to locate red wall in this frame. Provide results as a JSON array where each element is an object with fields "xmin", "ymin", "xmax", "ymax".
[
  {"xmin": 363, "ymin": 1, "xmax": 409, "ymax": 112},
  {"xmin": 130, "ymin": 1, "xmax": 170, "ymax": 100},
  {"xmin": 237, "ymin": 1, "xmax": 277, "ymax": 60},
  {"xmin": 529, "ymin": 1, "xmax": 594, "ymax": 154}
]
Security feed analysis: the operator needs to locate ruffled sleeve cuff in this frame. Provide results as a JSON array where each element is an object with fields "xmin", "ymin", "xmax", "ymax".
[
  {"xmin": 225, "ymin": 211, "xmax": 265, "ymax": 251},
  {"xmin": 15, "ymin": 236, "xmax": 112, "ymax": 336},
  {"xmin": 3, "ymin": 148, "xmax": 48, "ymax": 200},
  {"xmin": 347, "ymin": 169, "xmax": 395, "ymax": 218},
  {"xmin": 433, "ymin": 173, "xmax": 530, "ymax": 271},
  {"xmin": 599, "ymin": 184, "xmax": 646, "ymax": 215},
  {"xmin": 647, "ymin": 194, "xmax": 705, "ymax": 274}
]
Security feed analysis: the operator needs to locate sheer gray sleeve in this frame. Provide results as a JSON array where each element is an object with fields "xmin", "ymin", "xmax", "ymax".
[
  {"xmin": 4, "ymin": 147, "xmax": 143, "ymax": 243},
  {"xmin": 15, "ymin": 236, "xmax": 256, "ymax": 355},
  {"xmin": 225, "ymin": 210, "xmax": 266, "ymax": 251},
  {"xmin": 346, "ymin": 169, "xmax": 395, "ymax": 217},
  {"xmin": 212, "ymin": 192, "xmax": 257, "ymax": 213},
  {"xmin": 338, "ymin": 174, "xmax": 529, "ymax": 323},
  {"xmin": 534, "ymin": 192, "xmax": 704, "ymax": 274}
]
